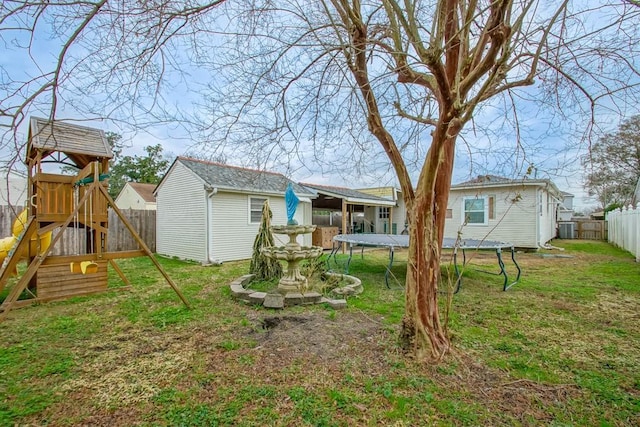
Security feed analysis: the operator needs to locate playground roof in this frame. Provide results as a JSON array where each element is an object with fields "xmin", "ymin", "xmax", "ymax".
[
  {"xmin": 28, "ymin": 117, "xmax": 113, "ymax": 169},
  {"xmin": 166, "ymin": 157, "xmax": 315, "ymax": 198}
]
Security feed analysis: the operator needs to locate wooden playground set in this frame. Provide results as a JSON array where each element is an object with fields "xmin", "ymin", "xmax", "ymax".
[{"xmin": 0, "ymin": 117, "xmax": 189, "ymax": 320}]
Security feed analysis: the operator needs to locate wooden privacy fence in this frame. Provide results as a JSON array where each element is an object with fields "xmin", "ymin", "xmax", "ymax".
[
  {"xmin": 107, "ymin": 209, "xmax": 156, "ymax": 252},
  {"xmin": 557, "ymin": 220, "xmax": 607, "ymax": 240},
  {"xmin": 607, "ymin": 206, "xmax": 640, "ymax": 261},
  {"xmin": 0, "ymin": 205, "xmax": 156, "ymax": 255},
  {"xmin": 576, "ymin": 220, "xmax": 607, "ymax": 240}
]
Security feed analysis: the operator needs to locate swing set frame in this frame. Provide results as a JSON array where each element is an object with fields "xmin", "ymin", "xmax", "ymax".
[{"xmin": 0, "ymin": 117, "xmax": 189, "ymax": 320}]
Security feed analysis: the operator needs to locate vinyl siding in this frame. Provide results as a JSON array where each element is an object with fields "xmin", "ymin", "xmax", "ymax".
[
  {"xmin": 359, "ymin": 187, "xmax": 407, "ymax": 234},
  {"xmin": 539, "ymin": 189, "xmax": 559, "ymax": 245},
  {"xmin": 297, "ymin": 200, "xmax": 313, "ymax": 247},
  {"xmin": 210, "ymin": 192, "xmax": 312, "ymax": 262},
  {"xmin": 358, "ymin": 187, "xmax": 394, "ymax": 198},
  {"xmin": 444, "ymin": 186, "xmax": 539, "ymax": 248},
  {"xmin": 393, "ymin": 197, "xmax": 407, "ymax": 234},
  {"xmin": 0, "ymin": 172, "xmax": 27, "ymax": 207},
  {"xmin": 156, "ymin": 162, "xmax": 208, "ymax": 262},
  {"xmin": 115, "ymin": 185, "xmax": 156, "ymax": 210}
]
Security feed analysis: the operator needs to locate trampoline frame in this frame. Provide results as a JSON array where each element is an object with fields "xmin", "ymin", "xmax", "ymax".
[{"xmin": 328, "ymin": 234, "xmax": 521, "ymax": 293}]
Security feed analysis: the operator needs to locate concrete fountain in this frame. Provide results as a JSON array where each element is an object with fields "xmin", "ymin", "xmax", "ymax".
[
  {"xmin": 261, "ymin": 224, "xmax": 323, "ymax": 294},
  {"xmin": 230, "ymin": 184, "xmax": 361, "ymax": 309}
]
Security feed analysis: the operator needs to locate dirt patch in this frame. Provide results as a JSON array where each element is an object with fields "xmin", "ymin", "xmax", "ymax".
[
  {"xmin": 218, "ymin": 311, "xmax": 579, "ymax": 424},
  {"xmin": 246, "ymin": 311, "xmax": 391, "ymax": 364}
]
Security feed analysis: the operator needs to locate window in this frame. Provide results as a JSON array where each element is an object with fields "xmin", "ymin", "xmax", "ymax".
[
  {"xmin": 379, "ymin": 207, "xmax": 390, "ymax": 219},
  {"xmin": 249, "ymin": 197, "xmax": 268, "ymax": 223},
  {"xmin": 463, "ymin": 196, "xmax": 488, "ymax": 225}
]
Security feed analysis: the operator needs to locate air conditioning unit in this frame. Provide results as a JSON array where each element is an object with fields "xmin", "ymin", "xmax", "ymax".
[{"xmin": 558, "ymin": 222, "xmax": 575, "ymax": 239}]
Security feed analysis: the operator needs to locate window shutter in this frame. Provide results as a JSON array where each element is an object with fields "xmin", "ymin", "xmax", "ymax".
[{"xmin": 489, "ymin": 196, "xmax": 495, "ymax": 220}]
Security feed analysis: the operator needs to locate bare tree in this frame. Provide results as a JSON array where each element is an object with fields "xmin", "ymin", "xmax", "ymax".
[
  {"xmin": 197, "ymin": 0, "xmax": 640, "ymax": 360},
  {"xmin": 2, "ymin": 1, "xmax": 640, "ymax": 361},
  {"xmin": 0, "ymin": 0, "xmax": 226, "ymax": 154},
  {"xmin": 583, "ymin": 115, "xmax": 640, "ymax": 209}
]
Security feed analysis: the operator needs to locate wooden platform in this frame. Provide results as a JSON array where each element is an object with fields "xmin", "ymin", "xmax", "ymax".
[{"xmin": 35, "ymin": 259, "xmax": 108, "ymax": 300}]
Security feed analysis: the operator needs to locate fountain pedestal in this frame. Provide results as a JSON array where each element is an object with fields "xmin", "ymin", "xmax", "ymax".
[{"xmin": 261, "ymin": 225, "xmax": 323, "ymax": 294}]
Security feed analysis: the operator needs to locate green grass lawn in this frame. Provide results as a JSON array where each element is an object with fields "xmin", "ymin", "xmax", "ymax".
[{"xmin": 0, "ymin": 240, "xmax": 638, "ymax": 426}]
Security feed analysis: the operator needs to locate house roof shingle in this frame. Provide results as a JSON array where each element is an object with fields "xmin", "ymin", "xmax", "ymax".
[
  {"xmin": 128, "ymin": 182, "xmax": 157, "ymax": 203},
  {"xmin": 175, "ymin": 157, "xmax": 314, "ymax": 197},
  {"xmin": 301, "ymin": 183, "xmax": 396, "ymax": 206},
  {"xmin": 452, "ymin": 174, "xmax": 563, "ymax": 197},
  {"xmin": 28, "ymin": 117, "xmax": 113, "ymax": 168}
]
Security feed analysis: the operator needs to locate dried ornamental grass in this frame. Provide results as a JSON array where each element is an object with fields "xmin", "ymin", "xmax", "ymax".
[{"xmin": 249, "ymin": 199, "xmax": 283, "ymax": 280}]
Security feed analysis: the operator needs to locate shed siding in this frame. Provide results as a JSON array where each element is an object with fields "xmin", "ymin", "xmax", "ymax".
[
  {"xmin": 209, "ymin": 192, "xmax": 312, "ymax": 262},
  {"xmin": 270, "ymin": 196, "xmax": 312, "ymax": 247},
  {"xmin": 299, "ymin": 199, "xmax": 312, "ymax": 247},
  {"xmin": 156, "ymin": 162, "xmax": 207, "ymax": 262},
  {"xmin": 444, "ymin": 186, "xmax": 539, "ymax": 248}
]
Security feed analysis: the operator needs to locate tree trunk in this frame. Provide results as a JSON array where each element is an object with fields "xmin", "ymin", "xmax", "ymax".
[
  {"xmin": 400, "ymin": 120, "xmax": 459, "ymax": 361},
  {"xmin": 401, "ymin": 195, "xmax": 450, "ymax": 360}
]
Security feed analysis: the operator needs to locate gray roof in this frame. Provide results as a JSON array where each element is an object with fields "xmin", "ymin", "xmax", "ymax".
[
  {"xmin": 453, "ymin": 174, "xmax": 562, "ymax": 197},
  {"xmin": 301, "ymin": 183, "xmax": 396, "ymax": 205},
  {"xmin": 28, "ymin": 117, "xmax": 113, "ymax": 168},
  {"xmin": 175, "ymin": 157, "xmax": 314, "ymax": 197},
  {"xmin": 454, "ymin": 175, "xmax": 512, "ymax": 186},
  {"xmin": 127, "ymin": 182, "xmax": 157, "ymax": 202}
]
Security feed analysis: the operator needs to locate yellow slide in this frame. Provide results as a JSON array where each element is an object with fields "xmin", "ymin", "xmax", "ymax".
[{"xmin": 0, "ymin": 211, "xmax": 52, "ymax": 276}]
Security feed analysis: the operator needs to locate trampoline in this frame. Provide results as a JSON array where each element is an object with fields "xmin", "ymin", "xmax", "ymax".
[{"xmin": 328, "ymin": 234, "xmax": 521, "ymax": 293}]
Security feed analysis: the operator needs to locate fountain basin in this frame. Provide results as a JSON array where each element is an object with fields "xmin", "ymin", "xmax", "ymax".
[
  {"xmin": 270, "ymin": 224, "xmax": 317, "ymax": 235},
  {"xmin": 261, "ymin": 246, "xmax": 323, "ymax": 261}
]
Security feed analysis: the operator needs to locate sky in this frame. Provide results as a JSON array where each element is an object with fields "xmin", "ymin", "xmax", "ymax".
[{"xmin": 2, "ymin": 1, "xmax": 638, "ymax": 213}]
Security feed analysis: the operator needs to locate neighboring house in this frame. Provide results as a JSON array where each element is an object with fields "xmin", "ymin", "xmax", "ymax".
[
  {"xmin": 557, "ymin": 191, "xmax": 574, "ymax": 221},
  {"xmin": 0, "ymin": 168, "xmax": 28, "ymax": 207},
  {"xmin": 155, "ymin": 157, "xmax": 315, "ymax": 263},
  {"xmin": 357, "ymin": 186, "xmax": 407, "ymax": 234},
  {"xmin": 114, "ymin": 182, "xmax": 157, "ymax": 210},
  {"xmin": 443, "ymin": 175, "xmax": 564, "ymax": 249}
]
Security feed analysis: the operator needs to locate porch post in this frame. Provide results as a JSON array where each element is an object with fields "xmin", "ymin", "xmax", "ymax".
[{"xmin": 342, "ymin": 199, "xmax": 347, "ymax": 253}]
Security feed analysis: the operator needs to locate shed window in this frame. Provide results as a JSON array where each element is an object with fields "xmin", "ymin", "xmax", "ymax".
[
  {"xmin": 249, "ymin": 197, "xmax": 268, "ymax": 223},
  {"xmin": 463, "ymin": 196, "xmax": 488, "ymax": 225}
]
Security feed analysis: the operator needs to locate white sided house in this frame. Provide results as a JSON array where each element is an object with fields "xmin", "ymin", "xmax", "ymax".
[
  {"xmin": 443, "ymin": 175, "xmax": 563, "ymax": 249},
  {"xmin": 114, "ymin": 182, "xmax": 157, "ymax": 210},
  {"xmin": 155, "ymin": 157, "xmax": 315, "ymax": 264},
  {"xmin": 357, "ymin": 186, "xmax": 407, "ymax": 234},
  {"xmin": 0, "ymin": 168, "xmax": 28, "ymax": 207}
]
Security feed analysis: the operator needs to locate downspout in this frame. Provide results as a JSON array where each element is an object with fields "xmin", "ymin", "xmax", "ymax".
[
  {"xmin": 536, "ymin": 187, "xmax": 541, "ymax": 249},
  {"xmin": 205, "ymin": 186, "xmax": 219, "ymax": 264}
]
